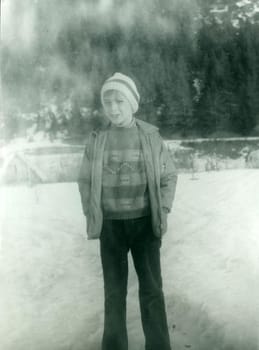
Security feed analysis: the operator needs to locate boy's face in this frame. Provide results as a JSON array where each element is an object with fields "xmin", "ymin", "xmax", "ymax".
[{"xmin": 102, "ymin": 90, "xmax": 133, "ymax": 127}]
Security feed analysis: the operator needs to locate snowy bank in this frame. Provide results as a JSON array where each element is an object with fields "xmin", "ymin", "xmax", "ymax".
[{"xmin": 1, "ymin": 138, "xmax": 259, "ymax": 184}]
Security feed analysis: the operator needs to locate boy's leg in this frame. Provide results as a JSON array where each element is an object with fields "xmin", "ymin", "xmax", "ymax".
[
  {"xmin": 100, "ymin": 220, "xmax": 129, "ymax": 350},
  {"xmin": 130, "ymin": 217, "xmax": 172, "ymax": 350}
]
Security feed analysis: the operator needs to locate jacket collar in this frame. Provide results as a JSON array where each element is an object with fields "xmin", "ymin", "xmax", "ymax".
[
  {"xmin": 92, "ymin": 117, "xmax": 158, "ymax": 136},
  {"xmin": 135, "ymin": 118, "xmax": 159, "ymax": 134}
]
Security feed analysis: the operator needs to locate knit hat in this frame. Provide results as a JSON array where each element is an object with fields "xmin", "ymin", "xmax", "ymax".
[{"xmin": 101, "ymin": 72, "xmax": 140, "ymax": 113}]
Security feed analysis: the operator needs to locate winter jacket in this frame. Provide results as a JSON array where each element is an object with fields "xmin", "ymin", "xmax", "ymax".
[{"xmin": 77, "ymin": 118, "xmax": 178, "ymax": 239}]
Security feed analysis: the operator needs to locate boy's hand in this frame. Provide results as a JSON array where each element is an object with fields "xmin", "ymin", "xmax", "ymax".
[{"xmin": 162, "ymin": 207, "xmax": 170, "ymax": 214}]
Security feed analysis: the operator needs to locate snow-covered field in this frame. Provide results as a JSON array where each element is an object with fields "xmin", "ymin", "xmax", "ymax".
[{"xmin": 1, "ymin": 170, "xmax": 259, "ymax": 350}]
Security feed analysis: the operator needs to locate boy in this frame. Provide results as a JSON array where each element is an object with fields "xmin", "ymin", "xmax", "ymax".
[{"xmin": 78, "ymin": 72, "xmax": 177, "ymax": 350}]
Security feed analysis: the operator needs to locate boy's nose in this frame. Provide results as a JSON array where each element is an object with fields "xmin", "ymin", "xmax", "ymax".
[{"xmin": 110, "ymin": 101, "xmax": 118, "ymax": 112}]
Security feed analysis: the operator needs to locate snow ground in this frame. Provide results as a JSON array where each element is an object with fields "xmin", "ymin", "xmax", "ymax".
[{"xmin": 0, "ymin": 170, "xmax": 259, "ymax": 350}]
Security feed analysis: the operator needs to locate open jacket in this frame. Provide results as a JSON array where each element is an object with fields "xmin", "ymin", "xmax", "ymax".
[{"xmin": 77, "ymin": 118, "xmax": 178, "ymax": 239}]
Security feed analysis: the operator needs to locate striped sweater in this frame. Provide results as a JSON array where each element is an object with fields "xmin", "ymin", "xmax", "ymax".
[{"xmin": 102, "ymin": 124, "xmax": 150, "ymax": 219}]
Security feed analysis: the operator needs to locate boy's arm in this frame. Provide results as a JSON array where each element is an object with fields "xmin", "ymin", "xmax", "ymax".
[
  {"xmin": 77, "ymin": 137, "xmax": 91, "ymax": 216},
  {"xmin": 159, "ymin": 137, "xmax": 178, "ymax": 213}
]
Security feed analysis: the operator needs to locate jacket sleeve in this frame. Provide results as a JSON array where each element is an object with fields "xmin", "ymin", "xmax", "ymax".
[
  {"xmin": 159, "ymin": 137, "xmax": 178, "ymax": 213},
  {"xmin": 77, "ymin": 137, "xmax": 91, "ymax": 216}
]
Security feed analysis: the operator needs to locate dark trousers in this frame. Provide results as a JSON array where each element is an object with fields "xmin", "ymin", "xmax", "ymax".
[{"xmin": 99, "ymin": 216, "xmax": 171, "ymax": 350}]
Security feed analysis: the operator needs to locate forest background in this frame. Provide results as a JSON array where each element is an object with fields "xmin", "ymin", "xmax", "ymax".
[{"xmin": 2, "ymin": 0, "xmax": 259, "ymax": 142}]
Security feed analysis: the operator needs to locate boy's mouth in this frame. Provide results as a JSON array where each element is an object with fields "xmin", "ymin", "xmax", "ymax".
[{"xmin": 111, "ymin": 114, "xmax": 120, "ymax": 120}]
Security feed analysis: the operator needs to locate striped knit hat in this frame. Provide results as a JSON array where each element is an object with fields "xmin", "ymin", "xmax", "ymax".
[{"xmin": 101, "ymin": 72, "xmax": 140, "ymax": 113}]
